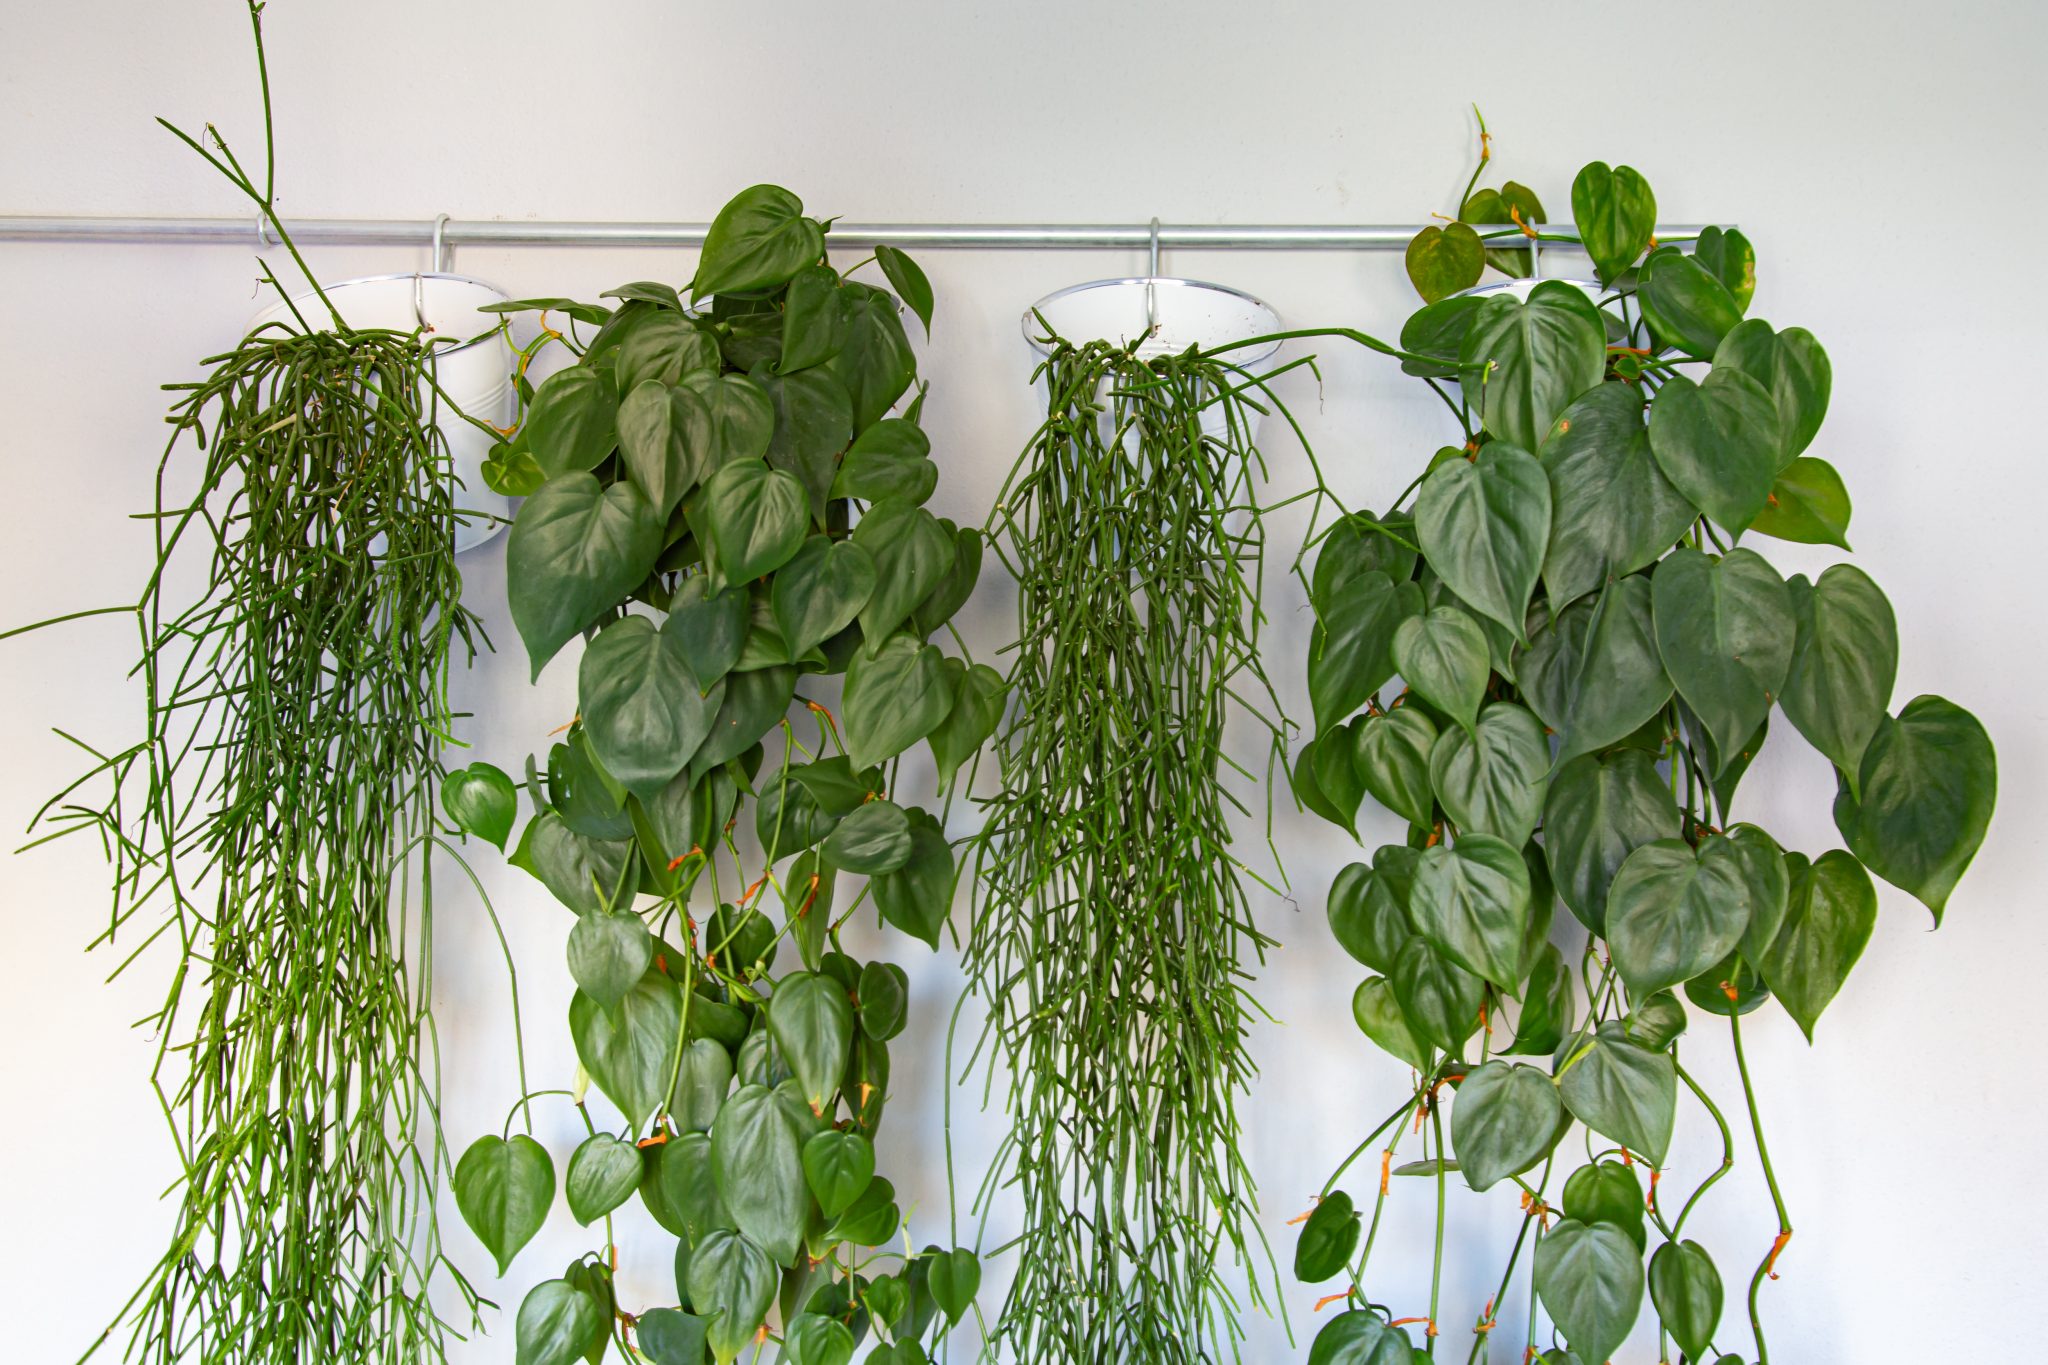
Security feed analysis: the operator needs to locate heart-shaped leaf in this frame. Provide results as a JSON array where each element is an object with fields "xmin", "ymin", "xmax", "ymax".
[
  {"xmin": 526, "ymin": 367, "xmax": 620, "ymax": 479},
  {"xmin": 767, "ymin": 971, "xmax": 854, "ymax": 1115},
  {"xmin": 1542, "ymin": 750, "xmax": 1682, "ymax": 935},
  {"xmin": 1313, "ymin": 509, "xmax": 1420, "ymax": 601},
  {"xmin": 570, "ymin": 969, "xmax": 682, "ymax": 1130},
  {"xmin": 691, "ymin": 665, "xmax": 797, "ymax": 780},
  {"xmin": 828, "ymin": 283, "xmax": 918, "ymax": 430},
  {"xmin": 1713, "ymin": 318, "xmax": 1831, "ymax": 459},
  {"xmin": 455, "ymin": 1134, "xmax": 555, "ymax": 1276},
  {"xmin": 443, "ymin": 762, "xmax": 517, "ymax": 850},
  {"xmin": 514, "ymin": 812, "xmax": 636, "ymax": 915},
  {"xmin": 698, "ymin": 461, "xmax": 810, "ymax": 586},
  {"xmin": 1647, "ymin": 370, "xmax": 1783, "ymax": 530},
  {"xmin": 772, "ymin": 537, "xmax": 877, "ymax": 663},
  {"xmin": 1640, "ymin": 249, "xmax": 1744, "ymax": 359},
  {"xmin": 1534, "ymin": 1220, "xmax": 1644, "ymax": 1364},
  {"xmin": 1834, "ymin": 695, "xmax": 1995, "ymax": 921},
  {"xmin": 1760, "ymin": 849, "xmax": 1878, "ymax": 1039},
  {"xmin": 1328, "ymin": 855, "xmax": 1415, "ymax": 974},
  {"xmin": 1538, "ymin": 383, "xmax": 1693, "ymax": 608},
  {"xmin": 1458, "ymin": 283, "xmax": 1607, "ymax": 451},
  {"xmin": 802, "ymin": 1129, "xmax": 876, "ymax": 1219},
  {"xmin": 779, "ymin": 264, "xmax": 848, "ymax": 373},
  {"xmin": 565, "ymin": 1133, "xmax": 642, "ymax": 1226},
  {"xmin": 1606, "ymin": 838, "xmax": 1759, "ymax": 998},
  {"xmin": 686, "ymin": 1228, "xmax": 779, "ymax": 1364},
  {"xmin": 1394, "ymin": 605, "xmax": 1490, "ymax": 730},
  {"xmin": 680, "ymin": 371, "xmax": 776, "ymax": 469},
  {"xmin": 567, "ymin": 908, "xmax": 654, "ymax": 1014},
  {"xmin": 618, "ymin": 379, "xmax": 712, "ymax": 516},
  {"xmin": 710, "ymin": 1085, "xmax": 811, "ymax": 1266},
  {"xmin": 1416, "ymin": 445, "xmax": 1552, "ymax": 642},
  {"xmin": 1505, "ymin": 942, "xmax": 1575, "ymax": 1057},
  {"xmin": 912, "ymin": 522, "xmax": 982, "ymax": 636},
  {"xmin": 1750, "ymin": 455, "xmax": 1852, "ymax": 550},
  {"xmin": 1309, "ymin": 571, "xmax": 1424, "ymax": 732},
  {"xmin": 1693, "ymin": 226, "xmax": 1756, "ymax": 310},
  {"xmin": 843, "ymin": 636, "xmax": 955, "ymax": 771},
  {"xmin": 1410, "ymin": 833, "xmax": 1534, "ymax": 989},
  {"xmin": 1405, "ymin": 221, "xmax": 1486, "ymax": 303},
  {"xmin": 1649, "ymin": 1240, "xmax": 1724, "ymax": 1363},
  {"xmin": 873, "ymin": 808, "xmax": 955, "ymax": 949},
  {"xmin": 1782, "ymin": 565, "xmax": 1896, "ymax": 777},
  {"xmin": 783, "ymin": 1313, "xmax": 856, "ymax": 1365},
  {"xmin": 1562, "ymin": 1159, "xmax": 1646, "ymax": 1249},
  {"xmin": 761, "ymin": 367, "xmax": 855, "ymax": 522},
  {"xmin": 1352, "ymin": 975, "xmax": 1432, "ymax": 1071},
  {"xmin": 664, "ymin": 578, "xmax": 750, "ymax": 691},
  {"xmin": 509, "ymin": 475, "xmax": 665, "ymax": 679},
  {"xmin": 856, "ymin": 960, "xmax": 910, "ymax": 1041},
  {"xmin": 1652, "ymin": 547, "xmax": 1794, "ymax": 771},
  {"xmin": 821, "ymin": 800, "xmax": 913, "ymax": 876},
  {"xmin": 1308, "ymin": 1310, "xmax": 1413, "ymax": 1365},
  {"xmin": 1557, "ymin": 1022, "xmax": 1676, "ymax": 1164},
  {"xmin": 927, "ymin": 660, "xmax": 1004, "ymax": 796},
  {"xmin": 617, "ymin": 312, "xmax": 720, "ymax": 392},
  {"xmin": 1294, "ymin": 1190, "xmax": 1362, "ymax": 1282},
  {"xmin": 692, "ymin": 185, "xmax": 824, "ymax": 299},
  {"xmin": 1391, "ymin": 937, "xmax": 1484, "ymax": 1055},
  {"xmin": 832, "ymin": 419, "xmax": 939, "ymax": 506},
  {"xmin": 1310, "ymin": 721, "xmax": 1369, "ymax": 836},
  {"xmin": 669, "ymin": 1037, "xmax": 734, "ymax": 1133},
  {"xmin": 1429, "ymin": 702, "xmax": 1550, "ymax": 848},
  {"xmin": 1453, "ymin": 1061, "xmax": 1564, "ymax": 1191},
  {"xmin": 852, "ymin": 500, "xmax": 955, "ymax": 647},
  {"xmin": 637, "ymin": 1308, "xmax": 710, "ymax": 1365},
  {"xmin": 580, "ymin": 616, "xmax": 723, "ymax": 794},
  {"xmin": 1519, "ymin": 574, "xmax": 1672, "ymax": 766},
  {"xmin": 925, "ymin": 1246, "xmax": 981, "ymax": 1328},
  {"xmin": 1570, "ymin": 162, "xmax": 1656, "ymax": 284},
  {"xmin": 876, "ymin": 245, "xmax": 934, "ymax": 337},
  {"xmin": 517, "ymin": 1279, "xmax": 606, "ymax": 1365},
  {"xmin": 1354, "ymin": 706, "xmax": 1438, "ymax": 830}
]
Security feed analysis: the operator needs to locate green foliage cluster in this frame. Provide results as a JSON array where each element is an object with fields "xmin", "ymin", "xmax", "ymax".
[
  {"xmin": 443, "ymin": 186, "xmax": 986, "ymax": 1365},
  {"xmin": 1296, "ymin": 149, "xmax": 1996, "ymax": 1365}
]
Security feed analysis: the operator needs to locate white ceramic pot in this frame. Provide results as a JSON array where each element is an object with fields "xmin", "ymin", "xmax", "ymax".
[{"xmin": 249, "ymin": 273, "xmax": 515, "ymax": 551}]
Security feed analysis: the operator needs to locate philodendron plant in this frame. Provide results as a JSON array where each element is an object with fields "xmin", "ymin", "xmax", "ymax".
[
  {"xmin": 1290, "ymin": 153, "xmax": 1996, "ymax": 1364},
  {"xmin": 441, "ymin": 185, "xmax": 994, "ymax": 1365}
]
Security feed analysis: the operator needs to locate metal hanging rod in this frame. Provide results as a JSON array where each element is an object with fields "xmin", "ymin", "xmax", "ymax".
[{"xmin": 0, "ymin": 215, "xmax": 1713, "ymax": 252}]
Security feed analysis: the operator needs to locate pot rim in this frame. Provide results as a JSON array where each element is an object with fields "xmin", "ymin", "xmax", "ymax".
[
  {"xmin": 1022, "ymin": 275, "xmax": 1283, "ymax": 364},
  {"xmin": 249, "ymin": 271, "xmax": 512, "ymax": 357}
]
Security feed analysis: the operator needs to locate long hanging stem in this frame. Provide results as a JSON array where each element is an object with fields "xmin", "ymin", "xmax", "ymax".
[
  {"xmin": 970, "ymin": 334, "xmax": 1321, "ymax": 1365},
  {"xmin": 1731, "ymin": 1013, "xmax": 1793, "ymax": 1365}
]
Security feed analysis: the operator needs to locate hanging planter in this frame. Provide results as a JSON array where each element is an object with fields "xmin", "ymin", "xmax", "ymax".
[
  {"xmin": 250, "ymin": 270, "xmax": 516, "ymax": 549},
  {"xmin": 967, "ymin": 273, "xmax": 1299, "ymax": 1364}
]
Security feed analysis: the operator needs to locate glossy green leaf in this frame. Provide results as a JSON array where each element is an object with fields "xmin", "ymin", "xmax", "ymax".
[
  {"xmin": 692, "ymin": 666, "xmax": 796, "ymax": 780},
  {"xmin": 873, "ymin": 808, "xmax": 955, "ymax": 949},
  {"xmin": 1392, "ymin": 937, "xmax": 1484, "ymax": 1055},
  {"xmin": 1458, "ymin": 283, "xmax": 1607, "ymax": 452},
  {"xmin": 1652, "ymin": 547, "xmax": 1793, "ymax": 771},
  {"xmin": 651, "ymin": 1132, "xmax": 733, "ymax": 1243},
  {"xmin": 455, "ymin": 1134, "xmax": 554, "ymax": 1276},
  {"xmin": 801, "ymin": 1129, "xmax": 876, "ymax": 1220},
  {"xmin": 619, "ymin": 381, "xmax": 711, "ymax": 518},
  {"xmin": 1308, "ymin": 1310, "xmax": 1413, "ymax": 1365},
  {"xmin": 1562, "ymin": 1159, "xmax": 1646, "ymax": 1249},
  {"xmin": 822, "ymin": 800, "xmax": 912, "ymax": 875},
  {"xmin": 581, "ymin": 616, "xmax": 723, "ymax": 793},
  {"xmin": 711, "ymin": 1084, "xmax": 810, "ymax": 1266},
  {"xmin": 681, "ymin": 371, "xmax": 777, "ymax": 469},
  {"xmin": 857, "ymin": 960, "xmax": 909, "ymax": 1041},
  {"xmin": 1506, "ymin": 943, "xmax": 1575, "ymax": 1057},
  {"xmin": 693, "ymin": 185, "xmax": 824, "ymax": 299},
  {"xmin": 912, "ymin": 523, "xmax": 982, "ymax": 636},
  {"xmin": 1309, "ymin": 571, "xmax": 1424, "ymax": 732},
  {"xmin": 443, "ymin": 762, "xmax": 517, "ymax": 851},
  {"xmin": 687, "ymin": 1228, "xmax": 780, "ymax": 1364},
  {"xmin": 564, "ymin": 1133, "xmax": 641, "ymax": 1226},
  {"xmin": 1314, "ymin": 510, "xmax": 1420, "ymax": 602},
  {"xmin": 1834, "ymin": 695, "xmax": 1996, "ymax": 921},
  {"xmin": 1310, "ymin": 722, "xmax": 1368, "ymax": 836},
  {"xmin": 1714, "ymin": 318, "xmax": 1831, "ymax": 459},
  {"xmin": 1542, "ymin": 750, "xmax": 1682, "ymax": 935},
  {"xmin": 852, "ymin": 500, "xmax": 954, "ymax": 646},
  {"xmin": 832, "ymin": 419, "xmax": 938, "ymax": 506},
  {"xmin": 669, "ymin": 1037, "xmax": 734, "ymax": 1133},
  {"xmin": 570, "ymin": 969, "xmax": 682, "ymax": 1130},
  {"xmin": 824, "ymin": 1173, "xmax": 901, "ymax": 1246},
  {"xmin": 665, "ymin": 578, "xmax": 750, "ymax": 691},
  {"xmin": 1411, "ymin": 833, "xmax": 1533, "ymax": 988},
  {"xmin": 1606, "ymin": 837, "xmax": 1759, "ymax": 998},
  {"xmin": 768, "ymin": 972, "xmax": 854, "ymax": 1115},
  {"xmin": 509, "ymin": 475, "xmax": 664, "ymax": 679},
  {"xmin": 828, "ymin": 283, "xmax": 917, "ymax": 429},
  {"xmin": 1570, "ymin": 162, "xmax": 1656, "ymax": 284},
  {"xmin": 1429, "ymin": 702, "xmax": 1549, "ymax": 847},
  {"xmin": 1535, "ymin": 1220, "xmax": 1643, "ymax": 1365},
  {"xmin": 771, "ymin": 538, "xmax": 877, "ymax": 662},
  {"xmin": 567, "ymin": 908, "xmax": 654, "ymax": 1014},
  {"xmin": 1394, "ymin": 606, "xmax": 1490, "ymax": 730},
  {"xmin": 925, "ymin": 1247, "xmax": 980, "ymax": 1329},
  {"xmin": 1693, "ymin": 226, "xmax": 1756, "ymax": 310},
  {"xmin": 1537, "ymin": 383, "xmax": 1693, "ymax": 608},
  {"xmin": 1416, "ymin": 444, "xmax": 1551, "ymax": 641},
  {"xmin": 1649, "ymin": 1240, "xmax": 1723, "ymax": 1363},
  {"xmin": 1401, "ymin": 295, "xmax": 1486, "ymax": 378},
  {"xmin": 927, "ymin": 660, "xmax": 1004, "ymax": 796},
  {"xmin": 1328, "ymin": 856, "xmax": 1414, "ymax": 974},
  {"xmin": 526, "ymin": 367, "xmax": 619, "ymax": 479},
  {"xmin": 1353, "ymin": 975, "xmax": 1432, "ymax": 1072},
  {"xmin": 1647, "ymin": 370, "xmax": 1783, "ymax": 530},
  {"xmin": 698, "ymin": 461, "xmax": 809, "ymax": 586},
  {"xmin": 1453, "ymin": 1061, "xmax": 1563, "ymax": 1191},
  {"xmin": 618, "ymin": 313, "xmax": 721, "ymax": 392},
  {"xmin": 1405, "ymin": 222, "xmax": 1485, "ymax": 303},
  {"xmin": 1355, "ymin": 706, "xmax": 1438, "ymax": 830},
  {"xmin": 783, "ymin": 1313, "xmax": 856, "ymax": 1365},
  {"xmin": 1621, "ymin": 990, "xmax": 1688, "ymax": 1052},
  {"xmin": 875, "ymin": 245, "xmax": 934, "ymax": 337},
  {"xmin": 1294, "ymin": 1189, "xmax": 1362, "ymax": 1282},
  {"xmin": 1750, "ymin": 456, "xmax": 1852, "ymax": 549},
  {"xmin": 1558, "ymin": 1022, "xmax": 1676, "ymax": 1164},
  {"xmin": 779, "ymin": 265, "xmax": 847, "ymax": 373},
  {"xmin": 1781, "ymin": 565, "xmax": 1896, "ymax": 777},
  {"xmin": 842, "ymin": 636, "xmax": 954, "ymax": 772},
  {"xmin": 1461, "ymin": 181, "xmax": 1546, "ymax": 277},
  {"xmin": 517, "ymin": 1279, "xmax": 606, "ymax": 1365},
  {"xmin": 516, "ymin": 812, "xmax": 636, "ymax": 914},
  {"xmin": 1529, "ymin": 575, "xmax": 1671, "ymax": 765},
  {"xmin": 1640, "ymin": 249, "xmax": 1744, "ymax": 360},
  {"xmin": 638, "ymin": 1308, "xmax": 710, "ymax": 1365},
  {"xmin": 1760, "ymin": 849, "xmax": 1878, "ymax": 1039},
  {"xmin": 1685, "ymin": 949, "xmax": 1773, "ymax": 1018}
]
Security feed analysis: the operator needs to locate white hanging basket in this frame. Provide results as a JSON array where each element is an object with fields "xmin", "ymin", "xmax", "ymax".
[{"xmin": 249, "ymin": 273, "xmax": 515, "ymax": 552}]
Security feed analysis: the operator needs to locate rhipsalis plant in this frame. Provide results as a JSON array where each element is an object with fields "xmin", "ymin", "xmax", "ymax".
[
  {"xmin": 969, "ymin": 332, "xmax": 1332, "ymax": 1364},
  {"xmin": 442, "ymin": 185, "xmax": 989, "ymax": 1365},
  {"xmin": 11, "ymin": 7, "xmax": 507, "ymax": 1361},
  {"xmin": 1292, "ymin": 146, "xmax": 1996, "ymax": 1364}
]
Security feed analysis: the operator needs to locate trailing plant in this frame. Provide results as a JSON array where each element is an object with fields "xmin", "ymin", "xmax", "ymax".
[
  {"xmin": 441, "ymin": 184, "xmax": 991, "ymax": 1365},
  {"xmin": 1289, "ymin": 143, "xmax": 1997, "ymax": 1364},
  {"xmin": 10, "ymin": 7, "xmax": 508, "ymax": 1362},
  {"xmin": 968, "ymin": 330, "xmax": 1338, "ymax": 1364}
]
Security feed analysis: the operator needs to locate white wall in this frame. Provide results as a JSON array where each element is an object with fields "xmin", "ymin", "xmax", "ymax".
[{"xmin": 3, "ymin": 2, "xmax": 2043, "ymax": 1361}]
